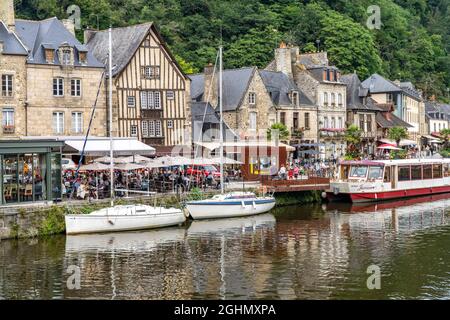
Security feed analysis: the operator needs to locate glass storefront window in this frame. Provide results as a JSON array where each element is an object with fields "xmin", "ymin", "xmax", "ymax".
[
  {"xmin": 34, "ymin": 154, "xmax": 47, "ymax": 201},
  {"xmin": 51, "ymin": 153, "xmax": 62, "ymax": 200},
  {"xmin": 3, "ymin": 156, "xmax": 18, "ymax": 203},
  {"xmin": 18, "ymin": 154, "xmax": 34, "ymax": 202}
]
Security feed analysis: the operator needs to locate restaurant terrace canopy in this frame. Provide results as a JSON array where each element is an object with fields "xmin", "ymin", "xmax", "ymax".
[{"xmin": 61, "ymin": 137, "xmax": 156, "ymax": 156}]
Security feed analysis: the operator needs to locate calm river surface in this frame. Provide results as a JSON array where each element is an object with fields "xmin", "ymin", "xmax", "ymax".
[{"xmin": 1, "ymin": 195, "xmax": 449, "ymax": 300}]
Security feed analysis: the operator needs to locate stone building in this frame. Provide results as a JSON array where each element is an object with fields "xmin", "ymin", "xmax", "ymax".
[
  {"xmin": 361, "ymin": 74, "xmax": 425, "ymax": 145},
  {"xmin": 190, "ymin": 66, "xmax": 274, "ymax": 139},
  {"xmin": 0, "ymin": 8, "xmax": 28, "ymax": 138},
  {"xmin": 272, "ymin": 49, "xmax": 347, "ymax": 160},
  {"xmin": 340, "ymin": 73, "xmax": 381, "ymax": 155},
  {"xmin": 259, "ymin": 70, "xmax": 317, "ymax": 145},
  {"xmin": 87, "ymin": 23, "xmax": 191, "ymax": 155}
]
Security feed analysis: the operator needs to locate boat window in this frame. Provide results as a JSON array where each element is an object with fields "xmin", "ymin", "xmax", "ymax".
[
  {"xmin": 444, "ymin": 164, "xmax": 450, "ymax": 177},
  {"xmin": 383, "ymin": 166, "xmax": 390, "ymax": 182},
  {"xmin": 398, "ymin": 166, "xmax": 411, "ymax": 181},
  {"xmin": 368, "ymin": 166, "xmax": 383, "ymax": 180},
  {"xmin": 349, "ymin": 166, "xmax": 368, "ymax": 179},
  {"xmin": 411, "ymin": 165, "xmax": 422, "ymax": 180},
  {"xmin": 433, "ymin": 164, "xmax": 442, "ymax": 179},
  {"xmin": 340, "ymin": 165, "xmax": 349, "ymax": 179},
  {"xmin": 423, "ymin": 165, "xmax": 432, "ymax": 179}
]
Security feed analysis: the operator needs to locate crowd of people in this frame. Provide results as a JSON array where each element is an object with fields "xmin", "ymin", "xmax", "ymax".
[{"xmin": 269, "ymin": 159, "xmax": 336, "ymax": 181}]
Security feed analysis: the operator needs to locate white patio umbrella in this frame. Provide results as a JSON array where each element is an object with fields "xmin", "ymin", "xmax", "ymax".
[
  {"xmin": 121, "ymin": 155, "xmax": 152, "ymax": 163},
  {"xmin": 377, "ymin": 144, "xmax": 402, "ymax": 150},
  {"xmin": 114, "ymin": 163, "xmax": 146, "ymax": 171},
  {"xmin": 209, "ymin": 157, "xmax": 243, "ymax": 165},
  {"xmin": 155, "ymin": 156, "xmax": 193, "ymax": 166},
  {"xmin": 94, "ymin": 156, "xmax": 130, "ymax": 164},
  {"xmin": 79, "ymin": 163, "xmax": 110, "ymax": 171}
]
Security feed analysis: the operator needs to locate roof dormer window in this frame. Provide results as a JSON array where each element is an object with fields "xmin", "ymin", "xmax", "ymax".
[{"xmin": 58, "ymin": 44, "xmax": 74, "ymax": 66}]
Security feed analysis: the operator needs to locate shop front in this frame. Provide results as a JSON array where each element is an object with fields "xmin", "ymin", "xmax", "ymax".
[{"xmin": 0, "ymin": 139, "xmax": 64, "ymax": 206}]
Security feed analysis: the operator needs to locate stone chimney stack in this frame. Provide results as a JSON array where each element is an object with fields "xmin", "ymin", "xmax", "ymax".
[
  {"xmin": 203, "ymin": 63, "xmax": 219, "ymax": 108},
  {"xmin": 0, "ymin": 0, "xmax": 15, "ymax": 32},
  {"xmin": 84, "ymin": 27, "xmax": 97, "ymax": 44},
  {"xmin": 275, "ymin": 42, "xmax": 293, "ymax": 78},
  {"xmin": 62, "ymin": 19, "xmax": 76, "ymax": 37}
]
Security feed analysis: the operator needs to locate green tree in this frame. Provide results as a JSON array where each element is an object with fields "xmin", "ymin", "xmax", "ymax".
[
  {"xmin": 175, "ymin": 54, "xmax": 198, "ymax": 74},
  {"xmin": 267, "ymin": 123, "xmax": 289, "ymax": 141},
  {"xmin": 344, "ymin": 124, "xmax": 362, "ymax": 159},
  {"xmin": 388, "ymin": 126, "xmax": 409, "ymax": 147},
  {"xmin": 439, "ymin": 128, "xmax": 450, "ymax": 149}
]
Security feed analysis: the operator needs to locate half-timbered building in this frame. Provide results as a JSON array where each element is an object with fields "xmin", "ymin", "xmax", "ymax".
[{"xmin": 86, "ymin": 23, "xmax": 191, "ymax": 154}]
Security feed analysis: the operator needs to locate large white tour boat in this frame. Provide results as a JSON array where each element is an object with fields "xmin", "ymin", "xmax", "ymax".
[{"xmin": 326, "ymin": 159, "xmax": 450, "ymax": 203}]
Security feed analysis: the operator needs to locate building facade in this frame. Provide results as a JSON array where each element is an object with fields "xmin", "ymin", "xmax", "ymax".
[
  {"xmin": 0, "ymin": 1, "xmax": 28, "ymax": 138},
  {"xmin": 190, "ymin": 66, "xmax": 273, "ymax": 139},
  {"xmin": 87, "ymin": 23, "xmax": 191, "ymax": 154},
  {"xmin": 361, "ymin": 74, "xmax": 425, "ymax": 145}
]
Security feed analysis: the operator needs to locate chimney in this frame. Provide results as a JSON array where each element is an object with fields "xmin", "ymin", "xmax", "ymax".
[
  {"xmin": 84, "ymin": 27, "xmax": 97, "ymax": 44},
  {"xmin": 0, "ymin": 0, "xmax": 15, "ymax": 31},
  {"xmin": 275, "ymin": 42, "xmax": 293, "ymax": 78},
  {"xmin": 203, "ymin": 63, "xmax": 218, "ymax": 108},
  {"xmin": 62, "ymin": 19, "xmax": 76, "ymax": 37},
  {"xmin": 393, "ymin": 79, "xmax": 401, "ymax": 86}
]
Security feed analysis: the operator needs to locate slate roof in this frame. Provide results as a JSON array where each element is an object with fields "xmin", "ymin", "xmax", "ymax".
[
  {"xmin": 425, "ymin": 101, "xmax": 450, "ymax": 120},
  {"xmin": 87, "ymin": 23, "xmax": 152, "ymax": 76},
  {"xmin": 188, "ymin": 67, "xmax": 256, "ymax": 111},
  {"xmin": 361, "ymin": 73, "xmax": 422, "ymax": 100},
  {"xmin": 340, "ymin": 73, "xmax": 382, "ymax": 111},
  {"xmin": 191, "ymin": 101, "xmax": 238, "ymax": 141},
  {"xmin": 14, "ymin": 18, "xmax": 103, "ymax": 67},
  {"xmin": 0, "ymin": 21, "xmax": 28, "ymax": 55},
  {"xmin": 191, "ymin": 101, "xmax": 220, "ymax": 124},
  {"xmin": 376, "ymin": 112, "xmax": 413, "ymax": 128},
  {"xmin": 259, "ymin": 70, "xmax": 314, "ymax": 106},
  {"xmin": 361, "ymin": 74, "xmax": 400, "ymax": 93},
  {"xmin": 87, "ymin": 23, "xmax": 186, "ymax": 78}
]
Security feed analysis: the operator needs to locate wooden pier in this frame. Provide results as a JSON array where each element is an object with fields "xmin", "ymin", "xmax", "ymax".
[{"xmin": 261, "ymin": 176, "xmax": 330, "ymax": 193}]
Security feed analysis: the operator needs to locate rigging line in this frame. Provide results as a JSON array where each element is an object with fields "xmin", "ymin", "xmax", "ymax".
[
  {"xmin": 68, "ymin": 68, "xmax": 107, "ymax": 203},
  {"xmin": 187, "ymin": 50, "xmax": 220, "ymax": 190}
]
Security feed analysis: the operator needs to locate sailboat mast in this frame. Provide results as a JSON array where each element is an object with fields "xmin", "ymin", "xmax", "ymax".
[
  {"xmin": 109, "ymin": 27, "xmax": 114, "ymax": 206},
  {"xmin": 219, "ymin": 46, "xmax": 224, "ymax": 194}
]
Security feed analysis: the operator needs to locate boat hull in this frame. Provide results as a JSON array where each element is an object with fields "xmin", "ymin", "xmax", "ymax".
[
  {"xmin": 65, "ymin": 210, "xmax": 185, "ymax": 235},
  {"xmin": 186, "ymin": 199, "xmax": 276, "ymax": 220},
  {"xmin": 327, "ymin": 185, "xmax": 450, "ymax": 203}
]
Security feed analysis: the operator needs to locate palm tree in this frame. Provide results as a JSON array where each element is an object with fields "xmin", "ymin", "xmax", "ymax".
[
  {"xmin": 344, "ymin": 124, "xmax": 362, "ymax": 159},
  {"xmin": 267, "ymin": 123, "xmax": 290, "ymax": 141},
  {"xmin": 388, "ymin": 126, "xmax": 408, "ymax": 147},
  {"xmin": 440, "ymin": 128, "xmax": 450, "ymax": 149}
]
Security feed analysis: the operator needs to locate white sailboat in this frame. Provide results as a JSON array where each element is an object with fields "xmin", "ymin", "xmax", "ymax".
[
  {"xmin": 185, "ymin": 47, "xmax": 276, "ymax": 220},
  {"xmin": 65, "ymin": 27, "xmax": 185, "ymax": 235}
]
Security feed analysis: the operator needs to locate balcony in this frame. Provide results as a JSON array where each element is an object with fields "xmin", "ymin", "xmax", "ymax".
[{"xmin": 2, "ymin": 125, "xmax": 15, "ymax": 134}]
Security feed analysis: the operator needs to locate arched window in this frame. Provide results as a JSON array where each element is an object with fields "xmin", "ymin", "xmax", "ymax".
[
  {"xmin": 338, "ymin": 93, "xmax": 343, "ymax": 106},
  {"xmin": 331, "ymin": 93, "xmax": 336, "ymax": 106}
]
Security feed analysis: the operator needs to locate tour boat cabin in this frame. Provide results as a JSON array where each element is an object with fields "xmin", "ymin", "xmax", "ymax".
[{"xmin": 327, "ymin": 159, "xmax": 450, "ymax": 203}]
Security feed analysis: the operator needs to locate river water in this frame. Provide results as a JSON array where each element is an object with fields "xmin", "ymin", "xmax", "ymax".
[{"xmin": 0, "ymin": 195, "xmax": 449, "ymax": 300}]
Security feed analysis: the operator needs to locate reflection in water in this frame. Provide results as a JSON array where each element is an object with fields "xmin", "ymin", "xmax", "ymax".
[{"xmin": 0, "ymin": 198, "xmax": 449, "ymax": 300}]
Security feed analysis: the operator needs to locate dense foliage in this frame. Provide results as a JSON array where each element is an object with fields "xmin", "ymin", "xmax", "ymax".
[{"xmin": 14, "ymin": 0, "xmax": 450, "ymax": 101}]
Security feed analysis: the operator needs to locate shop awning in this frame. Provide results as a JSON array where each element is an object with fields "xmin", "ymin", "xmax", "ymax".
[
  {"xmin": 62, "ymin": 137, "xmax": 156, "ymax": 156},
  {"xmin": 379, "ymin": 138, "xmax": 417, "ymax": 146},
  {"xmin": 195, "ymin": 141, "xmax": 296, "ymax": 152}
]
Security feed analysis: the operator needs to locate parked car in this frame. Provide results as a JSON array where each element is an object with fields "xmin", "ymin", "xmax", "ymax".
[
  {"xmin": 186, "ymin": 165, "xmax": 221, "ymax": 178},
  {"xmin": 61, "ymin": 158, "xmax": 77, "ymax": 171}
]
